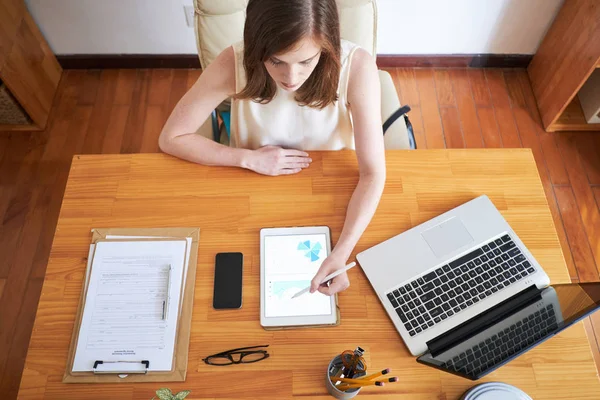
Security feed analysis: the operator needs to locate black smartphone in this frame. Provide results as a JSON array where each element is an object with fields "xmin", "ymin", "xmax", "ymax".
[{"xmin": 213, "ymin": 252, "xmax": 243, "ymax": 309}]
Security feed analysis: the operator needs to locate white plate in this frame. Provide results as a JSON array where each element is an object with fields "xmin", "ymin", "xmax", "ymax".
[{"xmin": 462, "ymin": 382, "xmax": 532, "ymax": 400}]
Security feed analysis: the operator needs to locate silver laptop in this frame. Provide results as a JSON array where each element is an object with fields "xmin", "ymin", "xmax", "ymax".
[{"xmin": 356, "ymin": 195, "xmax": 551, "ymax": 357}]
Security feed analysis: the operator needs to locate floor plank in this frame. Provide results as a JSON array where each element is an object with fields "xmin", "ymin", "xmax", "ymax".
[
  {"xmin": 393, "ymin": 68, "xmax": 421, "ymax": 106},
  {"xmin": 554, "ymin": 186, "xmax": 600, "ymax": 281},
  {"xmin": 63, "ymin": 105, "xmax": 95, "ymax": 159},
  {"xmin": 0, "ymin": 134, "xmax": 9, "ymax": 162},
  {"xmin": 467, "ymin": 69, "xmax": 493, "ymax": 107},
  {"xmin": 0, "ymin": 186, "xmax": 13, "ymax": 231},
  {"xmin": 433, "ymin": 69, "xmax": 455, "ymax": 107},
  {"xmin": 36, "ymin": 70, "xmax": 82, "ymax": 164},
  {"xmin": 448, "ymin": 69, "xmax": 484, "ymax": 148},
  {"xmin": 392, "ymin": 68, "xmax": 426, "ymax": 149},
  {"xmin": 485, "ymin": 69, "xmax": 512, "ymax": 109},
  {"xmin": 494, "ymin": 107, "xmax": 522, "ymax": 148},
  {"xmin": 484, "ymin": 69, "xmax": 522, "ymax": 149},
  {"xmin": 77, "ymin": 70, "xmax": 101, "ymax": 105},
  {"xmin": 488, "ymin": 70, "xmax": 522, "ymax": 148},
  {"xmin": 0, "ymin": 190, "xmax": 43, "ymax": 381},
  {"xmin": 539, "ymin": 131, "xmax": 570, "ymax": 185},
  {"xmin": 0, "ymin": 278, "xmax": 43, "ymax": 399},
  {"xmin": 0, "ymin": 133, "xmax": 32, "ymax": 185},
  {"xmin": 477, "ymin": 107, "xmax": 502, "ymax": 148},
  {"xmin": 114, "ymin": 69, "xmax": 137, "ymax": 105},
  {"xmin": 80, "ymin": 69, "xmax": 119, "ymax": 155},
  {"xmin": 555, "ymin": 133, "xmax": 600, "ymax": 272},
  {"xmin": 120, "ymin": 70, "xmax": 151, "ymax": 154},
  {"xmin": 14, "ymin": 134, "xmax": 46, "ymax": 187},
  {"xmin": 502, "ymin": 70, "xmax": 527, "ymax": 109},
  {"xmin": 147, "ymin": 69, "xmax": 174, "ymax": 106},
  {"xmin": 0, "ymin": 188, "xmax": 34, "ymax": 278},
  {"xmin": 577, "ymin": 133, "xmax": 600, "ymax": 185},
  {"xmin": 101, "ymin": 105, "xmax": 131, "ymax": 154},
  {"xmin": 439, "ymin": 107, "xmax": 465, "ymax": 148},
  {"xmin": 414, "ymin": 69, "xmax": 446, "ymax": 149}
]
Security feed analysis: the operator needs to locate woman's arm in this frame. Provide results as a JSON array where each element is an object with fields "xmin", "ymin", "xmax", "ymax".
[
  {"xmin": 159, "ymin": 47, "xmax": 311, "ymax": 175},
  {"xmin": 159, "ymin": 47, "xmax": 249, "ymax": 166},
  {"xmin": 310, "ymin": 48, "xmax": 386, "ymax": 295}
]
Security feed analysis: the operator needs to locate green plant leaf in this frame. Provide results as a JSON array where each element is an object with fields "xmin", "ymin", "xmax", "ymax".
[
  {"xmin": 174, "ymin": 390, "xmax": 191, "ymax": 400},
  {"xmin": 155, "ymin": 388, "xmax": 174, "ymax": 400}
]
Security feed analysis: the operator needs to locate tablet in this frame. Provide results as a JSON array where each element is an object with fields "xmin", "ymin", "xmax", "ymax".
[{"xmin": 260, "ymin": 226, "xmax": 338, "ymax": 328}]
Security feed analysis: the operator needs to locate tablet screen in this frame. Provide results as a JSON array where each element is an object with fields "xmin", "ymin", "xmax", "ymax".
[{"xmin": 264, "ymin": 233, "xmax": 333, "ymax": 318}]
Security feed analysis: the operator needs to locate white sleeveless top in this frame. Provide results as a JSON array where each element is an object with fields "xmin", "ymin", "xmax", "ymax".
[{"xmin": 230, "ymin": 40, "xmax": 359, "ymax": 150}]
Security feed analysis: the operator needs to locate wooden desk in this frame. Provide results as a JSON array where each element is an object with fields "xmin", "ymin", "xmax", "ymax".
[{"xmin": 18, "ymin": 150, "xmax": 600, "ymax": 399}]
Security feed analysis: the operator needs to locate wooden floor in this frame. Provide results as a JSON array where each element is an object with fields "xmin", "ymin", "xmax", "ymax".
[{"xmin": 0, "ymin": 68, "xmax": 599, "ymax": 398}]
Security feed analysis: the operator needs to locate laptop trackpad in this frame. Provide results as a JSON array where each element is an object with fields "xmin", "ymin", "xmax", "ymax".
[{"xmin": 421, "ymin": 217, "xmax": 474, "ymax": 258}]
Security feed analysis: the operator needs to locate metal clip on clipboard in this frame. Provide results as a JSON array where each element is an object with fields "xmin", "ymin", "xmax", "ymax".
[{"xmin": 93, "ymin": 360, "xmax": 150, "ymax": 374}]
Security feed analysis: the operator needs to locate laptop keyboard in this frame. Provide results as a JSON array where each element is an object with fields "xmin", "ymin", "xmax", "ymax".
[
  {"xmin": 385, "ymin": 234, "xmax": 537, "ymax": 337},
  {"xmin": 442, "ymin": 304, "xmax": 557, "ymax": 376}
]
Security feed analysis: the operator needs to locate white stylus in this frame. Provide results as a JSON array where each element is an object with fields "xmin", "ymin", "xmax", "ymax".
[{"xmin": 291, "ymin": 262, "xmax": 357, "ymax": 299}]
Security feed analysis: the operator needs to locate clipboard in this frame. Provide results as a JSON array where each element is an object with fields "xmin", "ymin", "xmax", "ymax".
[{"xmin": 62, "ymin": 227, "xmax": 200, "ymax": 383}]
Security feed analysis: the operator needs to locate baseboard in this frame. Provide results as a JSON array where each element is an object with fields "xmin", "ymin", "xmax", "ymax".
[
  {"xmin": 376, "ymin": 54, "xmax": 533, "ymax": 68},
  {"xmin": 57, "ymin": 54, "xmax": 201, "ymax": 69},
  {"xmin": 57, "ymin": 53, "xmax": 533, "ymax": 70}
]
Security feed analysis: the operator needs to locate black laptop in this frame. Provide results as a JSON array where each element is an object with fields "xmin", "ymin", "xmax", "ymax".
[{"xmin": 417, "ymin": 283, "xmax": 600, "ymax": 380}]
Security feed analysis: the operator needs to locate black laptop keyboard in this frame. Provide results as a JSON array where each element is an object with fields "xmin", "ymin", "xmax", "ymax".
[
  {"xmin": 386, "ymin": 234, "xmax": 537, "ymax": 337},
  {"xmin": 442, "ymin": 304, "xmax": 557, "ymax": 376}
]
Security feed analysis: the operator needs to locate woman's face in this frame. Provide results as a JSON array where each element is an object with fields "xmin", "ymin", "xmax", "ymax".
[{"xmin": 264, "ymin": 36, "xmax": 322, "ymax": 92}]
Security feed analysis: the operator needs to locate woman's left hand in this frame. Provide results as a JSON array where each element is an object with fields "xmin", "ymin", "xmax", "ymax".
[{"xmin": 310, "ymin": 253, "xmax": 350, "ymax": 296}]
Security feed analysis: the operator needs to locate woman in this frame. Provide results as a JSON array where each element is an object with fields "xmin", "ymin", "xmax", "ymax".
[{"xmin": 159, "ymin": 0, "xmax": 385, "ymax": 296}]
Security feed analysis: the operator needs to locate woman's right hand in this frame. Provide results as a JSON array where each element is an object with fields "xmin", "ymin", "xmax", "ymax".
[{"xmin": 243, "ymin": 146, "xmax": 312, "ymax": 176}]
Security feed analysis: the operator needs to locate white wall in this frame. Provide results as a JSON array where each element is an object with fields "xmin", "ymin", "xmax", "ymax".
[
  {"xmin": 25, "ymin": 0, "xmax": 198, "ymax": 55},
  {"xmin": 26, "ymin": 0, "xmax": 564, "ymax": 55},
  {"xmin": 376, "ymin": 0, "xmax": 564, "ymax": 54}
]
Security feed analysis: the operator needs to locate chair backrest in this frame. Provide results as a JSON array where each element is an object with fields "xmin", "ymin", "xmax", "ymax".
[{"xmin": 193, "ymin": 0, "xmax": 377, "ymax": 69}]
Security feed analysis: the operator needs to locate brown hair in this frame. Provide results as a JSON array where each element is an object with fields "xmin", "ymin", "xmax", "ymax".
[{"xmin": 234, "ymin": 0, "xmax": 341, "ymax": 109}]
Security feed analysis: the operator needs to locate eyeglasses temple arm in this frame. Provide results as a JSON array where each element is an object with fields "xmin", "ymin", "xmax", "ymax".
[{"xmin": 207, "ymin": 344, "xmax": 270, "ymax": 356}]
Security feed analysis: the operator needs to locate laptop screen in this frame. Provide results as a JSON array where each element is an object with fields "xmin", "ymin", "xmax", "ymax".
[{"xmin": 417, "ymin": 283, "xmax": 600, "ymax": 380}]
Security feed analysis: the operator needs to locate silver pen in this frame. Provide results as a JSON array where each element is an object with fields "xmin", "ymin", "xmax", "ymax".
[{"xmin": 162, "ymin": 264, "xmax": 172, "ymax": 320}]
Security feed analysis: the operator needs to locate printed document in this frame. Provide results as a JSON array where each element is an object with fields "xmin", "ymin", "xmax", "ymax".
[{"xmin": 72, "ymin": 240, "xmax": 187, "ymax": 372}]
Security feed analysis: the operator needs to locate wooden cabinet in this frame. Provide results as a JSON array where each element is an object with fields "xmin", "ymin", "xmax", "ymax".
[
  {"xmin": 0, "ymin": 0, "xmax": 62, "ymax": 131},
  {"xmin": 528, "ymin": 0, "xmax": 600, "ymax": 132}
]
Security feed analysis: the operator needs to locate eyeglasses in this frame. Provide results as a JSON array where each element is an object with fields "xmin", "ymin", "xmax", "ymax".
[{"xmin": 202, "ymin": 345, "xmax": 270, "ymax": 366}]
